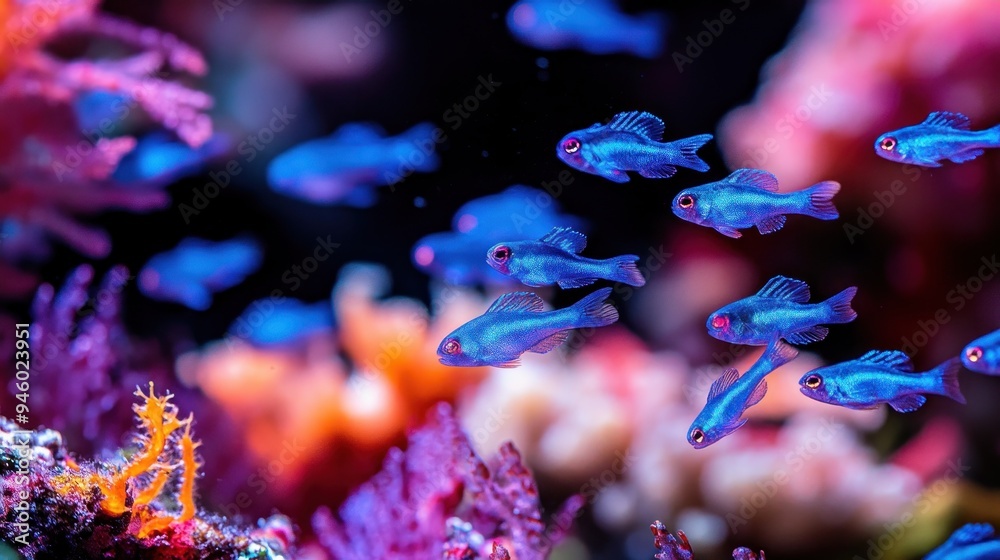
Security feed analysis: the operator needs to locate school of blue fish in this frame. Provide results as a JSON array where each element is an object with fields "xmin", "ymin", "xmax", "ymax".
[{"xmin": 425, "ymin": 107, "xmax": 1000, "ymax": 457}]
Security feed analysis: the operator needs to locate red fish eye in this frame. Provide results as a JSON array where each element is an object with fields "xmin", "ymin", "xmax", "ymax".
[
  {"xmin": 966, "ymin": 346, "xmax": 983, "ymax": 363},
  {"xmin": 443, "ymin": 339, "xmax": 461, "ymax": 355},
  {"xmin": 711, "ymin": 315, "xmax": 728, "ymax": 330},
  {"xmin": 563, "ymin": 138, "xmax": 581, "ymax": 154},
  {"xmin": 691, "ymin": 428, "xmax": 704, "ymax": 443},
  {"xmin": 678, "ymin": 194, "xmax": 694, "ymax": 209},
  {"xmin": 880, "ymin": 137, "xmax": 896, "ymax": 151},
  {"xmin": 492, "ymin": 246, "xmax": 511, "ymax": 261},
  {"xmin": 804, "ymin": 375, "xmax": 822, "ymax": 389}
]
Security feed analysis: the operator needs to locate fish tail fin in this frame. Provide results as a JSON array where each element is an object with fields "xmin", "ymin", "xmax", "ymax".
[
  {"xmin": 608, "ymin": 255, "xmax": 646, "ymax": 287},
  {"xmin": 673, "ymin": 134, "xmax": 713, "ymax": 172},
  {"xmin": 932, "ymin": 357, "xmax": 966, "ymax": 404},
  {"xmin": 572, "ymin": 287, "xmax": 619, "ymax": 328},
  {"xmin": 800, "ymin": 180, "xmax": 841, "ymax": 220},
  {"xmin": 822, "ymin": 286, "xmax": 858, "ymax": 324},
  {"xmin": 402, "ymin": 122, "xmax": 441, "ymax": 171}
]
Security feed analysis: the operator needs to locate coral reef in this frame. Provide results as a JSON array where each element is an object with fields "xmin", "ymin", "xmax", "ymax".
[
  {"xmin": 0, "ymin": 388, "xmax": 292, "ymax": 559},
  {"xmin": 311, "ymin": 402, "xmax": 582, "ymax": 560},
  {"xmin": 0, "ymin": 0, "xmax": 212, "ymax": 298},
  {"xmin": 14, "ymin": 264, "xmax": 175, "ymax": 456},
  {"xmin": 175, "ymin": 263, "xmax": 489, "ymax": 524}
]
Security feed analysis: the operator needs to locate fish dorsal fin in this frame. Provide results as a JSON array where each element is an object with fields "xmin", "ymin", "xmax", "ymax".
[
  {"xmin": 540, "ymin": 227, "xmax": 587, "ymax": 254},
  {"xmin": 724, "ymin": 168, "xmax": 780, "ymax": 192},
  {"xmin": 923, "ymin": 111, "xmax": 971, "ymax": 131},
  {"xmin": 708, "ymin": 368, "xmax": 740, "ymax": 402},
  {"xmin": 330, "ymin": 122, "xmax": 385, "ymax": 141},
  {"xmin": 607, "ymin": 111, "xmax": 665, "ymax": 141},
  {"xmin": 745, "ymin": 379, "xmax": 768, "ymax": 408},
  {"xmin": 487, "ymin": 292, "xmax": 545, "ymax": 314},
  {"xmin": 756, "ymin": 276, "xmax": 811, "ymax": 303},
  {"xmin": 946, "ymin": 523, "xmax": 995, "ymax": 547},
  {"xmin": 857, "ymin": 350, "xmax": 913, "ymax": 372}
]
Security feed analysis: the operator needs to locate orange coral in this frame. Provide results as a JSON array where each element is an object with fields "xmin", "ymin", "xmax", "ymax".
[{"xmin": 51, "ymin": 382, "xmax": 203, "ymax": 539}]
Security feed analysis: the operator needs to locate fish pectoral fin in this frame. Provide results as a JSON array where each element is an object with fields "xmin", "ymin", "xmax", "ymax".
[
  {"xmin": 557, "ymin": 277, "xmax": 598, "ymax": 289},
  {"xmin": 745, "ymin": 379, "xmax": 768, "ymax": 408},
  {"xmin": 949, "ymin": 148, "xmax": 985, "ymax": 164},
  {"xmin": 495, "ymin": 359, "xmax": 522, "ymax": 368},
  {"xmin": 783, "ymin": 325, "xmax": 829, "ymax": 345},
  {"xmin": 714, "ymin": 226, "xmax": 743, "ymax": 238},
  {"xmin": 528, "ymin": 331, "xmax": 571, "ymax": 354},
  {"xmin": 888, "ymin": 394, "xmax": 926, "ymax": 413},
  {"xmin": 594, "ymin": 163, "xmax": 631, "ymax": 183},
  {"xmin": 755, "ymin": 215, "xmax": 787, "ymax": 235},
  {"xmin": 638, "ymin": 164, "xmax": 678, "ymax": 179}
]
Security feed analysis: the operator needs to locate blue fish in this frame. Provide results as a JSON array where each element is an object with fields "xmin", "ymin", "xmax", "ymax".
[
  {"xmin": 557, "ymin": 111, "xmax": 712, "ymax": 183},
  {"xmin": 413, "ymin": 186, "xmax": 585, "ymax": 285},
  {"xmin": 671, "ymin": 169, "xmax": 840, "ymax": 238},
  {"xmin": 506, "ymin": 0, "xmax": 665, "ymax": 58},
  {"xmin": 229, "ymin": 298, "xmax": 334, "ymax": 346},
  {"xmin": 707, "ymin": 276, "xmax": 857, "ymax": 346},
  {"xmin": 798, "ymin": 352, "xmax": 964, "ymax": 413},
  {"xmin": 437, "ymin": 287, "xmax": 618, "ymax": 368},
  {"xmin": 961, "ymin": 329, "xmax": 1000, "ymax": 375},
  {"xmin": 924, "ymin": 523, "xmax": 1000, "ymax": 560},
  {"xmin": 487, "ymin": 227, "xmax": 644, "ymax": 288},
  {"xmin": 139, "ymin": 236, "xmax": 262, "ymax": 310},
  {"xmin": 688, "ymin": 341, "xmax": 799, "ymax": 449},
  {"xmin": 113, "ymin": 132, "xmax": 228, "ymax": 187},
  {"xmin": 875, "ymin": 111, "xmax": 1000, "ymax": 167},
  {"xmin": 268, "ymin": 122, "xmax": 440, "ymax": 207}
]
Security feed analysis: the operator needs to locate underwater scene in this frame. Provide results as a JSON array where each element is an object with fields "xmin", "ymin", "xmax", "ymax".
[{"xmin": 3, "ymin": 0, "xmax": 1000, "ymax": 558}]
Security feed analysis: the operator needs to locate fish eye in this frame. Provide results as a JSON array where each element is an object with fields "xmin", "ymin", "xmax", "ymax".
[
  {"xmin": 443, "ymin": 339, "xmax": 461, "ymax": 355},
  {"xmin": 880, "ymin": 136, "xmax": 897, "ymax": 151},
  {"xmin": 691, "ymin": 428, "xmax": 705, "ymax": 443},
  {"xmin": 711, "ymin": 315, "xmax": 729, "ymax": 330},
  {"xmin": 804, "ymin": 374, "xmax": 822, "ymax": 389},
  {"xmin": 492, "ymin": 246, "xmax": 511, "ymax": 262},
  {"xmin": 966, "ymin": 346, "xmax": 983, "ymax": 363},
  {"xmin": 678, "ymin": 194, "xmax": 695, "ymax": 209},
  {"xmin": 563, "ymin": 138, "xmax": 581, "ymax": 154}
]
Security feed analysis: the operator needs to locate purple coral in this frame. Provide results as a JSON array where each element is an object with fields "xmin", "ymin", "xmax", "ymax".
[
  {"xmin": 650, "ymin": 521, "xmax": 765, "ymax": 560},
  {"xmin": 312, "ymin": 402, "xmax": 582, "ymax": 560},
  {"xmin": 16, "ymin": 264, "xmax": 173, "ymax": 455}
]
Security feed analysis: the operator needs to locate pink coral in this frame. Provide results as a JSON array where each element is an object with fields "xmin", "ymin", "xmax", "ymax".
[
  {"xmin": 0, "ymin": 0, "xmax": 212, "ymax": 297},
  {"xmin": 312, "ymin": 403, "xmax": 582, "ymax": 560}
]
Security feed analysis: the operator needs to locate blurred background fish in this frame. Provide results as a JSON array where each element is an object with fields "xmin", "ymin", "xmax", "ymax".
[
  {"xmin": 506, "ymin": 0, "xmax": 666, "ymax": 58},
  {"xmin": 267, "ymin": 122, "xmax": 440, "ymax": 206},
  {"xmin": 138, "ymin": 236, "xmax": 263, "ymax": 310}
]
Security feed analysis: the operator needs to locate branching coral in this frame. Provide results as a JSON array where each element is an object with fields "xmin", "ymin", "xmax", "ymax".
[
  {"xmin": 17, "ymin": 264, "xmax": 176, "ymax": 456},
  {"xmin": 0, "ymin": 0, "xmax": 213, "ymax": 297},
  {"xmin": 0, "ymin": 388, "xmax": 292, "ymax": 559},
  {"xmin": 311, "ymin": 402, "xmax": 582, "ymax": 560}
]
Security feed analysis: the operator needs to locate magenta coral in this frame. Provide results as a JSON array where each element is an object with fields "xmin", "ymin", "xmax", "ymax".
[{"xmin": 312, "ymin": 402, "xmax": 583, "ymax": 560}]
